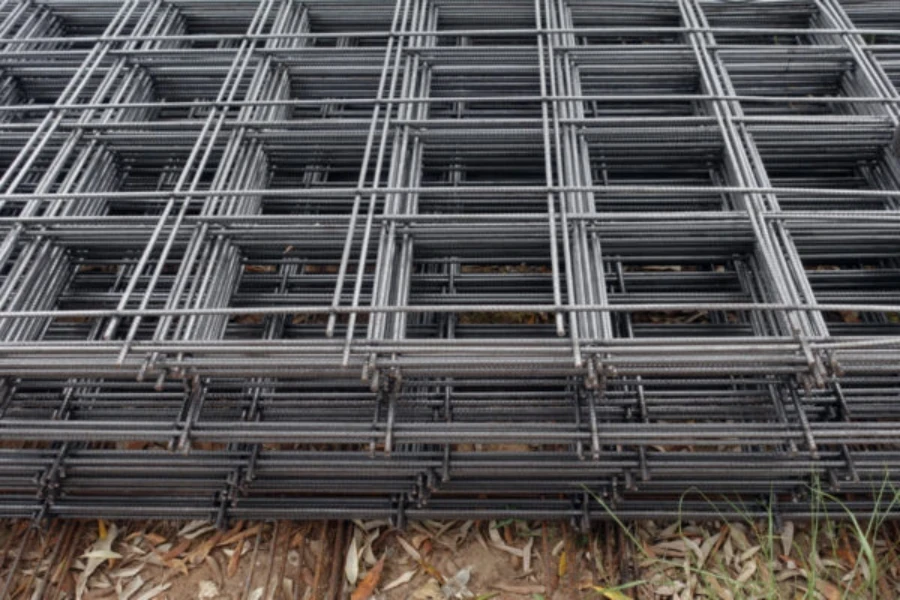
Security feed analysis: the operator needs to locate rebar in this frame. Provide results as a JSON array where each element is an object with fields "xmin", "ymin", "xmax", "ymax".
[{"xmin": 0, "ymin": 0, "xmax": 898, "ymax": 524}]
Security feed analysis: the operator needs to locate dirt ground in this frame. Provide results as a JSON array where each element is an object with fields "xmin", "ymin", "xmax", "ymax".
[{"xmin": 0, "ymin": 516, "xmax": 897, "ymax": 600}]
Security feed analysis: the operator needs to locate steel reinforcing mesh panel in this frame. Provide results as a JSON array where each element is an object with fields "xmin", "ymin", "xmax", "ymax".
[{"xmin": 0, "ymin": 0, "xmax": 898, "ymax": 522}]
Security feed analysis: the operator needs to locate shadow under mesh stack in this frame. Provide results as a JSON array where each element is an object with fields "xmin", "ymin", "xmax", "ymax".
[{"xmin": 0, "ymin": 0, "xmax": 898, "ymax": 525}]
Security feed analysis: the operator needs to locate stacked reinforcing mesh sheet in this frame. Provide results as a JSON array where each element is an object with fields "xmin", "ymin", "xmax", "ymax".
[{"xmin": 0, "ymin": 0, "xmax": 898, "ymax": 525}]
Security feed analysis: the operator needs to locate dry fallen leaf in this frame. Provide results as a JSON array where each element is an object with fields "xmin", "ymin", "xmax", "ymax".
[
  {"xmin": 351, "ymin": 556, "xmax": 385, "ymax": 600},
  {"xmin": 658, "ymin": 523, "xmax": 679, "ymax": 539},
  {"xmin": 493, "ymin": 583, "xmax": 545, "ymax": 594},
  {"xmin": 219, "ymin": 524, "xmax": 262, "ymax": 547},
  {"xmin": 781, "ymin": 521, "xmax": 795, "ymax": 557},
  {"xmin": 76, "ymin": 523, "xmax": 119, "ymax": 600},
  {"xmin": 522, "ymin": 536, "xmax": 534, "ymax": 573},
  {"xmin": 815, "ymin": 580, "xmax": 842, "ymax": 600},
  {"xmin": 110, "ymin": 564, "xmax": 144, "ymax": 579},
  {"xmin": 160, "ymin": 538, "xmax": 191, "ymax": 562},
  {"xmin": 697, "ymin": 532, "xmax": 720, "ymax": 567},
  {"xmin": 736, "ymin": 561, "xmax": 757, "ymax": 584},
  {"xmin": 345, "ymin": 534, "xmax": 360, "ymax": 585},
  {"xmin": 165, "ymin": 557, "xmax": 189, "ymax": 576},
  {"xmin": 383, "ymin": 569, "xmax": 416, "ymax": 592},
  {"xmin": 82, "ymin": 550, "xmax": 122, "ymax": 561},
  {"xmin": 185, "ymin": 532, "xmax": 223, "ymax": 565},
  {"xmin": 226, "ymin": 541, "xmax": 243, "ymax": 578},
  {"xmin": 119, "ymin": 575, "xmax": 144, "ymax": 600},
  {"xmin": 178, "ymin": 520, "xmax": 208, "ymax": 538},
  {"xmin": 362, "ymin": 530, "xmax": 380, "ymax": 567},
  {"xmin": 728, "ymin": 525, "xmax": 750, "ymax": 552},
  {"xmin": 739, "ymin": 545, "xmax": 761, "ymax": 563},
  {"xmin": 683, "ymin": 536, "xmax": 703, "ymax": 563},
  {"xmin": 702, "ymin": 573, "xmax": 733, "ymax": 600},
  {"xmin": 397, "ymin": 536, "xmax": 422, "ymax": 562},
  {"xmin": 776, "ymin": 569, "xmax": 804, "ymax": 582},
  {"xmin": 143, "ymin": 533, "xmax": 166, "ymax": 546},
  {"xmin": 441, "ymin": 567, "xmax": 472, "ymax": 599},
  {"xmin": 652, "ymin": 540, "xmax": 688, "ymax": 557},
  {"xmin": 183, "ymin": 524, "xmax": 217, "ymax": 541},
  {"xmin": 133, "ymin": 582, "xmax": 172, "ymax": 600}
]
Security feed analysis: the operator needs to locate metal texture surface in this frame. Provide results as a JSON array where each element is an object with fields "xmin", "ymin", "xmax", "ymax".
[{"xmin": 0, "ymin": 0, "xmax": 898, "ymax": 524}]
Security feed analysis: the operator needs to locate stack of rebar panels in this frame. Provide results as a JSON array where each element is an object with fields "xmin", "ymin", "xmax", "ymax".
[{"xmin": 0, "ymin": 0, "xmax": 898, "ymax": 524}]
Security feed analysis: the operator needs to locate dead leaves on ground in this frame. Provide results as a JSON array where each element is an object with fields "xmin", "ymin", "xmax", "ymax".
[
  {"xmin": 351, "ymin": 556, "xmax": 385, "ymax": 600},
  {"xmin": 65, "ymin": 520, "xmax": 273, "ymax": 600},
  {"xmin": 1, "ymin": 517, "xmax": 897, "ymax": 600},
  {"xmin": 628, "ymin": 519, "xmax": 897, "ymax": 600}
]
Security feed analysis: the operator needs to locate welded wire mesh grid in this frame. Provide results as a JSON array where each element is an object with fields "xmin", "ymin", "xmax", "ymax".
[{"xmin": 0, "ymin": 0, "xmax": 898, "ymax": 523}]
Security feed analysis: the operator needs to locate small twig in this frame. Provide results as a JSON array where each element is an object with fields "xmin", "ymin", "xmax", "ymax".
[
  {"xmin": 272, "ymin": 522, "xmax": 290, "ymax": 600},
  {"xmin": 20, "ymin": 520, "xmax": 54, "ymax": 597},
  {"xmin": 0, "ymin": 524, "xmax": 34, "ymax": 600},
  {"xmin": 241, "ymin": 522, "xmax": 265, "ymax": 600},
  {"xmin": 49, "ymin": 520, "xmax": 81, "ymax": 600},
  {"xmin": 262, "ymin": 521, "xmax": 280, "ymax": 600},
  {"xmin": 325, "ymin": 522, "xmax": 346, "ymax": 600},
  {"xmin": 310, "ymin": 522, "xmax": 328, "ymax": 600},
  {"xmin": 542, "ymin": 522, "xmax": 554, "ymax": 594},
  {"xmin": 293, "ymin": 524, "xmax": 308, "ymax": 600}
]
